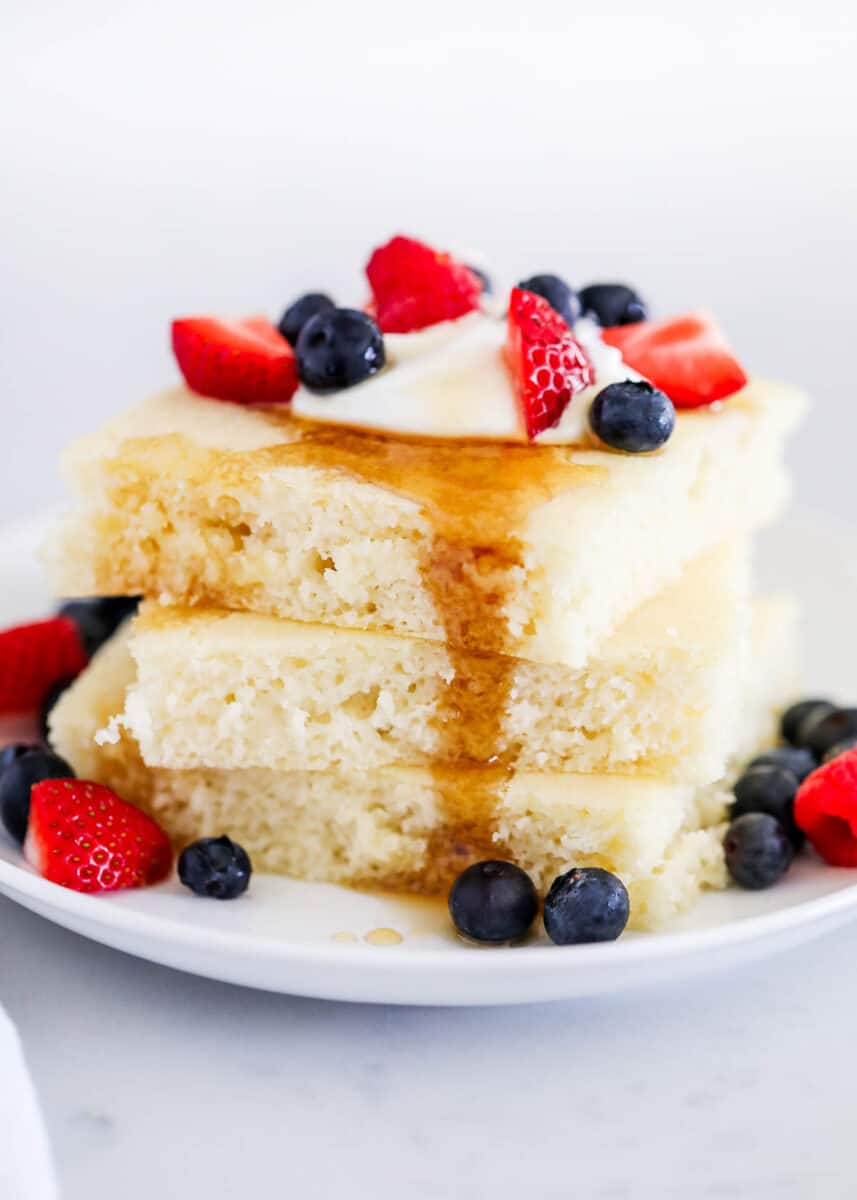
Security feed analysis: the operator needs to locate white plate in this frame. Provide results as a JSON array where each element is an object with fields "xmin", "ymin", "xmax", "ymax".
[{"xmin": 1, "ymin": 510, "xmax": 857, "ymax": 1006}]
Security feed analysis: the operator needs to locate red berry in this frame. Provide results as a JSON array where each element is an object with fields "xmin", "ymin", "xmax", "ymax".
[
  {"xmin": 794, "ymin": 750, "xmax": 857, "ymax": 867},
  {"xmin": 25, "ymin": 779, "xmax": 173, "ymax": 893},
  {"xmin": 602, "ymin": 313, "xmax": 747, "ymax": 408},
  {"xmin": 505, "ymin": 287, "xmax": 594, "ymax": 440},
  {"xmin": 365, "ymin": 235, "xmax": 482, "ymax": 333},
  {"xmin": 172, "ymin": 316, "xmax": 298, "ymax": 406},
  {"xmin": 0, "ymin": 617, "xmax": 87, "ymax": 715}
]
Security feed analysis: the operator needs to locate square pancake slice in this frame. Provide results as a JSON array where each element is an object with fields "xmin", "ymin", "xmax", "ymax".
[
  {"xmin": 48, "ymin": 380, "xmax": 802, "ymax": 667},
  {"xmin": 49, "ymin": 598, "xmax": 795, "ymax": 931},
  {"xmin": 110, "ymin": 543, "xmax": 751, "ymax": 784}
]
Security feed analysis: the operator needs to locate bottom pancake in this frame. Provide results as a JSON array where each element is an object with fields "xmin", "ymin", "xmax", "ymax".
[{"xmin": 49, "ymin": 599, "xmax": 796, "ymax": 930}]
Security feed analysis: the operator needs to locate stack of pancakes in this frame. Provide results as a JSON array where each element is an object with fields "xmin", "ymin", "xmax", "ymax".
[{"xmin": 47, "ymin": 379, "xmax": 803, "ymax": 928}]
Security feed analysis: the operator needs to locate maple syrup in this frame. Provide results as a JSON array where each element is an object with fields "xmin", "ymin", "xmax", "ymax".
[
  {"xmin": 251, "ymin": 414, "xmax": 600, "ymax": 893},
  {"xmin": 364, "ymin": 927, "xmax": 404, "ymax": 947}
]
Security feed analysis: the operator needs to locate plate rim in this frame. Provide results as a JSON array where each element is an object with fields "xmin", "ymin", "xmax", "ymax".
[{"xmin": 3, "ymin": 846, "xmax": 857, "ymax": 978}]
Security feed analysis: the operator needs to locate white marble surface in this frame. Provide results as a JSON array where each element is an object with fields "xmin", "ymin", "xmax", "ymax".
[{"xmin": 1, "ymin": 893, "xmax": 855, "ymax": 1199}]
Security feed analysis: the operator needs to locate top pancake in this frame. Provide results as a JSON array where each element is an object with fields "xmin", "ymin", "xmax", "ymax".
[{"xmin": 48, "ymin": 380, "xmax": 803, "ymax": 666}]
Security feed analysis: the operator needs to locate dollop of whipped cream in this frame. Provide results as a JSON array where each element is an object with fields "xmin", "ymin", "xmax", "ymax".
[{"xmin": 291, "ymin": 312, "xmax": 641, "ymax": 444}]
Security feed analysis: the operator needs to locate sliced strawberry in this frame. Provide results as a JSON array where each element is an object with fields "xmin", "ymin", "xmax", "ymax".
[
  {"xmin": 795, "ymin": 751, "xmax": 857, "ymax": 868},
  {"xmin": 0, "ymin": 618, "xmax": 88, "ymax": 715},
  {"xmin": 505, "ymin": 287, "xmax": 594, "ymax": 440},
  {"xmin": 366, "ymin": 235, "xmax": 482, "ymax": 333},
  {"xmin": 602, "ymin": 313, "xmax": 747, "ymax": 409},
  {"xmin": 172, "ymin": 316, "xmax": 298, "ymax": 406},
  {"xmin": 25, "ymin": 779, "xmax": 173, "ymax": 893}
]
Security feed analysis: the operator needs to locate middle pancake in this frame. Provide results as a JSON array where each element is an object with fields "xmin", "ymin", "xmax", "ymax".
[{"xmin": 109, "ymin": 542, "xmax": 750, "ymax": 785}]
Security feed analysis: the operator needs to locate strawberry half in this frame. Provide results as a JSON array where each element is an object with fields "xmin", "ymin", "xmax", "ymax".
[
  {"xmin": 794, "ymin": 750, "xmax": 857, "ymax": 868},
  {"xmin": 505, "ymin": 287, "xmax": 594, "ymax": 440},
  {"xmin": 366, "ymin": 235, "xmax": 482, "ymax": 333},
  {"xmin": 25, "ymin": 779, "xmax": 173, "ymax": 893},
  {"xmin": 602, "ymin": 313, "xmax": 747, "ymax": 409},
  {"xmin": 0, "ymin": 617, "xmax": 88, "ymax": 715},
  {"xmin": 172, "ymin": 316, "xmax": 298, "ymax": 406}
]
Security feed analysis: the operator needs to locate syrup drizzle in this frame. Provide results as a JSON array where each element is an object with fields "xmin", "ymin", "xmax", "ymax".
[
  {"xmin": 249, "ymin": 413, "xmax": 599, "ymax": 892},
  {"xmin": 125, "ymin": 410, "xmax": 597, "ymax": 893}
]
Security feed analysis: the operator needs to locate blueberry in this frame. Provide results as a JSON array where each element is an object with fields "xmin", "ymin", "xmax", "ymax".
[
  {"xmin": 779, "ymin": 698, "xmax": 834, "ymax": 748},
  {"xmin": 724, "ymin": 812, "xmax": 794, "ymax": 889},
  {"xmin": 589, "ymin": 380, "xmax": 675, "ymax": 453},
  {"xmin": 277, "ymin": 292, "xmax": 336, "ymax": 347},
  {"xmin": 59, "ymin": 596, "xmax": 140, "ymax": 658},
  {"xmin": 517, "ymin": 274, "xmax": 581, "ymax": 325},
  {"xmin": 467, "ymin": 265, "xmax": 493, "ymax": 296},
  {"xmin": 0, "ymin": 748, "xmax": 75, "ymax": 844},
  {"xmin": 296, "ymin": 308, "xmax": 385, "ymax": 392},
  {"xmin": 178, "ymin": 836, "xmax": 252, "ymax": 899},
  {"xmin": 747, "ymin": 747, "xmax": 817, "ymax": 783},
  {"xmin": 800, "ymin": 707, "xmax": 857, "ymax": 760},
  {"xmin": 823, "ymin": 735, "xmax": 857, "ymax": 763},
  {"xmin": 448, "ymin": 860, "xmax": 538, "ymax": 943},
  {"xmin": 731, "ymin": 765, "xmax": 803, "ymax": 849},
  {"xmin": 543, "ymin": 867, "xmax": 629, "ymax": 945},
  {"xmin": 0, "ymin": 744, "xmax": 37, "ymax": 774},
  {"xmin": 579, "ymin": 283, "xmax": 647, "ymax": 327}
]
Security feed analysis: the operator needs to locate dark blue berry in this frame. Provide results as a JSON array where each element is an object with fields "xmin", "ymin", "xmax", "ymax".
[
  {"xmin": 730, "ymin": 765, "xmax": 803, "ymax": 849},
  {"xmin": 779, "ymin": 698, "xmax": 834, "ymax": 747},
  {"xmin": 277, "ymin": 293, "xmax": 335, "ymax": 347},
  {"xmin": 0, "ymin": 749, "xmax": 75, "ymax": 844},
  {"xmin": 800, "ymin": 707, "xmax": 857, "ymax": 760},
  {"xmin": 467, "ymin": 265, "xmax": 493, "ymax": 296},
  {"xmin": 40, "ymin": 676, "xmax": 76, "ymax": 743},
  {"xmin": 579, "ymin": 283, "xmax": 647, "ymax": 327},
  {"xmin": 823, "ymin": 736, "xmax": 857, "ymax": 763},
  {"xmin": 747, "ymin": 747, "xmax": 816, "ymax": 782},
  {"xmin": 543, "ymin": 867, "xmax": 629, "ymax": 945},
  {"xmin": 448, "ymin": 860, "xmax": 538, "ymax": 943},
  {"xmin": 724, "ymin": 812, "xmax": 793, "ymax": 889},
  {"xmin": 517, "ymin": 274, "xmax": 581, "ymax": 325},
  {"xmin": 296, "ymin": 308, "xmax": 385, "ymax": 392},
  {"xmin": 0, "ymin": 744, "xmax": 36, "ymax": 774},
  {"xmin": 59, "ymin": 596, "xmax": 140, "ymax": 658},
  {"xmin": 589, "ymin": 381, "xmax": 675, "ymax": 453},
  {"xmin": 178, "ymin": 836, "xmax": 252, "ymax": 899}
]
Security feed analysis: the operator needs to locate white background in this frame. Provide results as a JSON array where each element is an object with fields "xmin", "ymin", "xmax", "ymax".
[{"xmin": 2, "ymin": 2, "xmax": 857, "ymax": 1198}]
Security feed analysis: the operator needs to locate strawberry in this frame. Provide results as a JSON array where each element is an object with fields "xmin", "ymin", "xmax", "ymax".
[
  {"xmin": 795, "ymin": 751, "xmax": 857, "ymax": 868},
  {"xmin": 25, "ymin": 779, "xmax": 173, "ymax": 893},
  {"xmin": 505, "ymin": 287, "xmax": 594, "ymax": 440},
  {"xmin": 365, "ymin": 235, "xmax": 482, "ymax": 333},
  {"xmin": 0, "ymin": 618, "xmax": 88, "ymax": 715},
  {"xmin": 602, "ymin": 313, "xmax": 747, "ymax": 409},
  {"xmin": 172, "ymin": 316, "xmax": 298, "ymax": 406}
]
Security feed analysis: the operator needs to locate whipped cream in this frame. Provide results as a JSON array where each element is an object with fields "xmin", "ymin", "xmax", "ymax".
[{"xmin": 291, "ymin": 312, "xmax": 641, "ymax": 444}]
